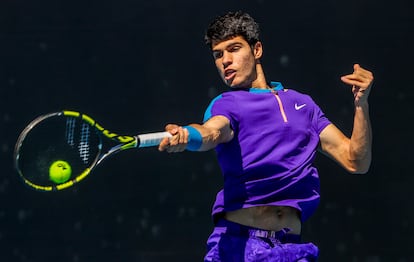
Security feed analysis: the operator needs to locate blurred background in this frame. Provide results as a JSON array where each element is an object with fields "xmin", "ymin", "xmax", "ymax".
[{"xmin": 1, "ymin": 0, "xmax": 413, "ymax": 261}]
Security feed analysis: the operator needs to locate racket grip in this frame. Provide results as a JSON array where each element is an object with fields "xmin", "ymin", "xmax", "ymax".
[{"xmin": 137, "ymin": 132, "xmax": 172, "ymax": 147}]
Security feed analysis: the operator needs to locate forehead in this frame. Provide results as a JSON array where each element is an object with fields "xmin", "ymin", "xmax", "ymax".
[{"xmin": 211, "ymin": 36, "xmax": 249, "ymax": 51}]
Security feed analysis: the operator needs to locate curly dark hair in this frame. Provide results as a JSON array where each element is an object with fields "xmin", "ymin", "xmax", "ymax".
[{"xmin": 204, "ymin": 11, "xmax": 260, "ymax": 49}]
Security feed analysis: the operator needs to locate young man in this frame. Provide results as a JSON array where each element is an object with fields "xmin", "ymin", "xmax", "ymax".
[{"xmin": 159, "ymin": 11, "xmax": 373, "ymax": 261}]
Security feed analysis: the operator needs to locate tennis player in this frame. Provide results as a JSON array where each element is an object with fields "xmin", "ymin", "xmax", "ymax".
[{"xmin": 159, "ymin": 11, "xmax": 373, "ymax": 261}]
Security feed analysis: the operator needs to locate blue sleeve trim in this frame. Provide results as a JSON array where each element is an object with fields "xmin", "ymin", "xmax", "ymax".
[
  {"xmin": 203, "ymin": 94, "xmax": 223, "ymax": 123},
  {"xmin": 183, "ymin": 126, "xmax": 202, "ymax": 151}
]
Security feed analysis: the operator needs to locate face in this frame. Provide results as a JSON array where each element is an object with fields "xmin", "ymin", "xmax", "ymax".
[{"xmin": 212, "ymin": 36, "xmax": 262, "ymax": 88}]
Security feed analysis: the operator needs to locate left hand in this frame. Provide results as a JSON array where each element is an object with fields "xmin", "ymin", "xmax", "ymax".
[{"xmin": 341, "ymin": 64, "xmax": 374, "ymax": 104}]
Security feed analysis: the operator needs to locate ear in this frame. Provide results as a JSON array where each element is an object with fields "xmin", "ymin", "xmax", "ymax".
[{"xmin": 253, "ymin": 41, "xmax": 263, "ymax": 59}]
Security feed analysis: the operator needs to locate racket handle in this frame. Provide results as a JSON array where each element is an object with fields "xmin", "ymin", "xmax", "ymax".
[{"xmin": 137, "ymin": 132, "xmax": 172, "ymax": 147}]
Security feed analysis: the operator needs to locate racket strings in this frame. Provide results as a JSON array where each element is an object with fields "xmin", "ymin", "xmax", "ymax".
[
  {"xmin": 65, "ymin": 117, "xmax": 91, "ymax": 164},
  {"xmin": 66, "ymin": 118, "xmax": 76, "ymax": 146},
  {"xmin": 78, "ymin": 123, "xmax": 90, "ymax": 164}
]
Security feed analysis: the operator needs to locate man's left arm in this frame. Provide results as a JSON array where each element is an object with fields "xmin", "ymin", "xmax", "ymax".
[{"xmin": 320, "ymin": 64, "xmax": 373, "ymax": 174}]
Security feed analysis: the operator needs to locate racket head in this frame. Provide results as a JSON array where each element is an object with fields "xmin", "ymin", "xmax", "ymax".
[{"xmin": 14, "ymin": 111, "xmax": 102, "ymax": 191}]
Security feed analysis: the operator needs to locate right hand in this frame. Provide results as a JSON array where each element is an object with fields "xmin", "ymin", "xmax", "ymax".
[{"xmin": 158, "ymin": 124, "xmax": 189, "ymax": 153}]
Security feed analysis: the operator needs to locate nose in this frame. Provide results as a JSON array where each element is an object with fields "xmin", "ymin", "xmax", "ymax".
[{"xmin": 222, "ymin": 51, "xmax": 232, "ymax": 68}]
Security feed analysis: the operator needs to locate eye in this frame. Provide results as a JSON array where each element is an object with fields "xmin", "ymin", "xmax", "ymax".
[
  {"xmin": 230, "ymin": 46, "xmax": 241, "ymax": 52},
  {"xmin": 212, "ymin": 51, "xmax": 223, "ymax": 59}
]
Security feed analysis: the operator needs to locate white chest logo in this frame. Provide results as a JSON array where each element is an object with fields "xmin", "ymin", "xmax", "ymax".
[{"xmin": 294, "ymin": 103, "xmax": 307, "ymax": 110}]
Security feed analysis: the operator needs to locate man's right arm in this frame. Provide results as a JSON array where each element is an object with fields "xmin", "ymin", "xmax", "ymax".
[{"xmin": 158, "ymin": 115, "xmax": 233, "ymax": 153}]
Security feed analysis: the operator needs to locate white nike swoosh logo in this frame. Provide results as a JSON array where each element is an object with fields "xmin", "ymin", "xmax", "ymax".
[{"xmin": 294, "ymin": 103, "xmax": 307, "ymax": 110}]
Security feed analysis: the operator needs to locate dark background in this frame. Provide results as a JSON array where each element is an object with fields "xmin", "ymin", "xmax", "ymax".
[{"xmin": 1, "ymin": 0, "xmax": 413, "ymax": 261}]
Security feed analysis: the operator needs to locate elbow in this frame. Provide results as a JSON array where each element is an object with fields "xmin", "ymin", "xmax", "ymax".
[
  {"xmin": 346, "ymin": 159, "xmax": 371, "ymax": 175},
  {"xmin": 348, "ymin": 167, "xmax": 370, "ymax": 175},
  {"xmin": 345, "ymin": 149, "xmax": 372, "ymax": 175}
]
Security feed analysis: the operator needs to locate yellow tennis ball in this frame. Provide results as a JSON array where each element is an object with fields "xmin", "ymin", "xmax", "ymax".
[{"xmin": 49, "ymin": 160, "xmax": 72, "ymax": 184}]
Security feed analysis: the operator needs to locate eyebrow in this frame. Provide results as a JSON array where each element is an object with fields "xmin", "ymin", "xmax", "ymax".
[{"xmin": 212, "ymin": 40, "xmax": 244, "ymax": 52}]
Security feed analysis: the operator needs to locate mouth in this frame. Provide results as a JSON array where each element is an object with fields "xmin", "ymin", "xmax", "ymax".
[{"xmin": 224, "ymin": 69, "xmax": 236, "ymax": 81}]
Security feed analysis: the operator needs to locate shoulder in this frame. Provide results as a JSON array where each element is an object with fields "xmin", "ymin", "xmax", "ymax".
[
  {"xmin": 207, "ymin": 91, "xmax": 236, "ymax": 106},
  {"xmin": 203, "ymin": 91, "xmax": 238, "ymax": 122}
]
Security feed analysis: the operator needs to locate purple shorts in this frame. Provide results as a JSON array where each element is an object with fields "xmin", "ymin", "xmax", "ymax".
[{"xmin": 204, "ymin": 219, "xmax": 319, "ymax": 262}]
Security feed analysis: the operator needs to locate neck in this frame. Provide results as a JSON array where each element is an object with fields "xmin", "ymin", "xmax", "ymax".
[{"xmin": 251, "ymin": 62, "xmax": 268, "ymax": 89}]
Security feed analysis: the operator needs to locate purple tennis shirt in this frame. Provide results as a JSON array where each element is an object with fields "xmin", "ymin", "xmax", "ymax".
[{"xmin": 203, "ymin": 82, "xmax": 331, "ymax": 222}]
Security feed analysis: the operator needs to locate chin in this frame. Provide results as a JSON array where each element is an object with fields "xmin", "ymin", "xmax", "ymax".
[
  {"xmin": 229, "ymin": 82, "xmax": 249, "ymax": 89},
  {"xmin": 226, "ymin": 79, "xmax": 243, "ymax": 88}
]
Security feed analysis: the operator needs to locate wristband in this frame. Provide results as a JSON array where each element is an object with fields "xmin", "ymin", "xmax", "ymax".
[{"xmin": 183, "ymin": 126, "xmax": 202, "ymax": 151}]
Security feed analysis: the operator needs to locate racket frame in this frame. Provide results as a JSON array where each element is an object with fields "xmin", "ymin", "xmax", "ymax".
[{"xmin": 14, "ymin": 110, "xmax": 167, "ymax": 191}]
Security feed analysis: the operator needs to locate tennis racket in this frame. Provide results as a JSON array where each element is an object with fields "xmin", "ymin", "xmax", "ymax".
[{"xmin": 14, "ymin": 110, "xmax": 171, "ymax": 192}]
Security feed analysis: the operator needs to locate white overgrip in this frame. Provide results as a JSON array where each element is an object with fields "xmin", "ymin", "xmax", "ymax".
[{"xmin": 137, "ymin": 132, "xmax": 172, "ymax": 147}]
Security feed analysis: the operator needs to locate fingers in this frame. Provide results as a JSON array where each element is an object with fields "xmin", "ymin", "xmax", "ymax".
[
  {"xmin": 158, "ymin": 137, "xmax": 170, "ymax": 151},
  {"xmin": 340, "ymin": 64, "xmax": 374, "ymax": 104},
  {"xmin": 158, "ymin": 125, "xmax": 189, "ymax": 153},
  {"xmin": 340, "ymin": 64, "xmax": 374, "ymax": 89},
  {"xmin": 168, "ymin": 126, "xmax": 188, "ymax": 146}
]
